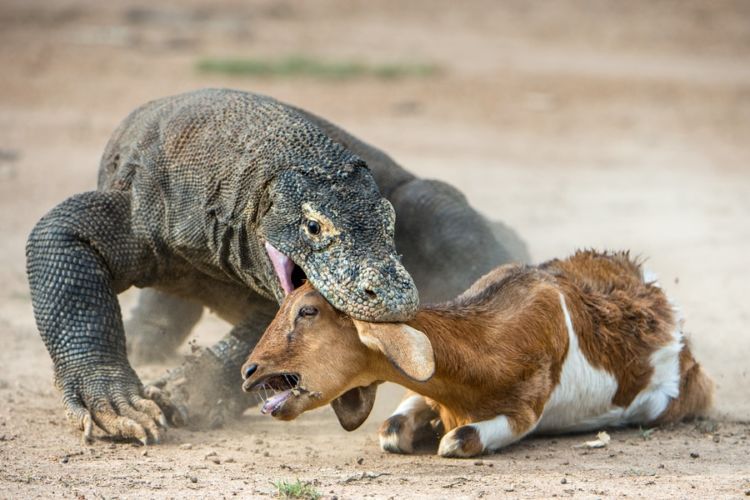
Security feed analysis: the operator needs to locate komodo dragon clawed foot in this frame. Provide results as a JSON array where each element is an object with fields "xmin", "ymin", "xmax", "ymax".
[
  {"xmin": 58, "ymin": 363, "xmax": 184, "ymax": 445},
  {"xmin": 151, "ymin": 333, "xmax": 263, "ymax": 429},
  {"xmin": 152, "ymin": 352, "xmax": 245, "ymax": 429}
]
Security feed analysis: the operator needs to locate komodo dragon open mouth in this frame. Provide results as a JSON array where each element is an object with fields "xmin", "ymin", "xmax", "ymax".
[{"xmin": 265, "ymin": 241, "xmax": 307, "ymax": 295}]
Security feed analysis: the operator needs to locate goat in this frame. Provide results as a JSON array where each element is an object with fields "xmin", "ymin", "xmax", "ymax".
[{"xmin": 241, "ymin": 250, "xmax": 713, "ymax": 458}]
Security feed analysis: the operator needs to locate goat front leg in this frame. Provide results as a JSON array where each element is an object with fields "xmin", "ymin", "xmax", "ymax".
[
  {"xmin": 379, "ymin": 392, "xmax": 439, "ymax": 454},
  {"xmin": 438, "ymin": 412, "xmax": 538, "ymax": 458}
]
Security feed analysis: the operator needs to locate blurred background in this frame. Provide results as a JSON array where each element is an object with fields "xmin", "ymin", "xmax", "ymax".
[{"xmin": 1, "ymin": 0, "xmax": 748, "ymax": 429}]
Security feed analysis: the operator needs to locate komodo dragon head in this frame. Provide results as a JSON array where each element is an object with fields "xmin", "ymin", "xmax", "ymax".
[
  {"xmin": 257, "ymin": 157, "xmax": 418, "ymax": 323},
  {"xmin": 149, "ymin": 90, "xmax": 418, "ymax": 322}
]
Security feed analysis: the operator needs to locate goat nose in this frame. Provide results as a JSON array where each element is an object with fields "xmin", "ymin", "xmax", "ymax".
[{"xmin": 243, "ymin": 363, "xmax": 258, "ymax": 380}]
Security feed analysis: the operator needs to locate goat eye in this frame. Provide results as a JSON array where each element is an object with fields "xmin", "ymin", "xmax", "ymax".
[
  {"xmin": 306, "ymin": 219, "xmax": 321, "ymax": 236},
  {"xmin": 298, "ymin": 305, "xmax": 318, "ymax": 318}
]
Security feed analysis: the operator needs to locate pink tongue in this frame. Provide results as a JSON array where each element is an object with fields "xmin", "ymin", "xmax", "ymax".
[
  {"xmin": 261, "ymin": 389, "xmax": 292, "ymax": 415},
  {"xmin": 265, "ymin": 242, "xmax": 295, "ymax": 295}
]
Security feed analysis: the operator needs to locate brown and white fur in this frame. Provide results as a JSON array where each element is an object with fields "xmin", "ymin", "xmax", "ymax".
[{"xmin": 241, "ymin": 250, "xmax": 713, "ymax": 458}]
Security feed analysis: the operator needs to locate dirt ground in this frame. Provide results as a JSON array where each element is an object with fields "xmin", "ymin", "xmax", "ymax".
[{"xmin": 1, "ymin": 0, "xmax": 749, "ymax": 498}]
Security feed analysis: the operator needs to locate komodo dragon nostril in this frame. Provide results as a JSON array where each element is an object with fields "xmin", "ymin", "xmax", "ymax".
[{"xmin": 243, "ymin": 363, "xmax": 258, "ymax": 380}]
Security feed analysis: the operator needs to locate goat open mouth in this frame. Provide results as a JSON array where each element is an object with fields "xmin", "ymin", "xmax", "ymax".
[
  {"xmin": 265, "ymin": 241, "xmax": 307, "ymax": 295},
  {"xmin": 244, "ymin": 372, "xmax": 302, "ymax": 416}
]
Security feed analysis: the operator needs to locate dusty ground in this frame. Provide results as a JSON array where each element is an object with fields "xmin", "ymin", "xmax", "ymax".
[{"xmin": 1, "ymin": 0, "xmax": 749, "ymax": 497}]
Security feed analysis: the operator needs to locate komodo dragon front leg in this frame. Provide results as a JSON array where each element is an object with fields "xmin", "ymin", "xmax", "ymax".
[{"xmin": 27, "ymin": 191, "xmax": 184, "ymax": 444}]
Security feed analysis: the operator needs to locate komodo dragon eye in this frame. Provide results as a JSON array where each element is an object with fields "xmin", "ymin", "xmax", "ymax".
[{"xmin": 306, "ymin": 220, "xmax": 321, "ymax": 236}]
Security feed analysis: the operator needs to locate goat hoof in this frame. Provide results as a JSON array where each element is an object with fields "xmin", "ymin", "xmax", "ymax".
[
  {"xmin": 378, "ymin": 415, "xmax": 414, "ymax": 454},
  {"xmin": 438, "ymin": 425, "xmax": 484, "ymax": 458}
]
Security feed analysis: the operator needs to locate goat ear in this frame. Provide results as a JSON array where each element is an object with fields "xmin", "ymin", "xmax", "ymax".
[
  {"xmin": 352, "ymin": 320, "xmax": 435, "ymax": 382},
  {"xmin": 330, "ymin": 383, "xmax": 378, "ymax": 431}
]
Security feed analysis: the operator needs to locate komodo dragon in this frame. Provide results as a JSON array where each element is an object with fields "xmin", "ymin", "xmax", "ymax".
[{"xmin": 27, "ymin": 88, "xmax": 528, "ymax": 444}]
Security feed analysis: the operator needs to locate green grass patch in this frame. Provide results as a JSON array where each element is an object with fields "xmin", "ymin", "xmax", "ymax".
[
  {"xmin": 196, "ymin": 55, "xmax": 440, "ymax": 80},
  {"xmin": 639, "ymin": 426, "xmax": 655, "ymax": 440},
  {"xmin": 272, "ymin": 479, "xmax": 322, "ymax": 500}
]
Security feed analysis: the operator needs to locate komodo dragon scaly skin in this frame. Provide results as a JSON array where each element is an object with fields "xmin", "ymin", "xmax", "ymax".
[{"xmin": 27, "ymin": 88, "xmax": 529, "ymax": 444}]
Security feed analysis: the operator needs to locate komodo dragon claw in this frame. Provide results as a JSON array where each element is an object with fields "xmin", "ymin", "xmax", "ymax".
[{"xmin": 58, "ymin": 364, "xmax": 183, "ymax": 446}]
